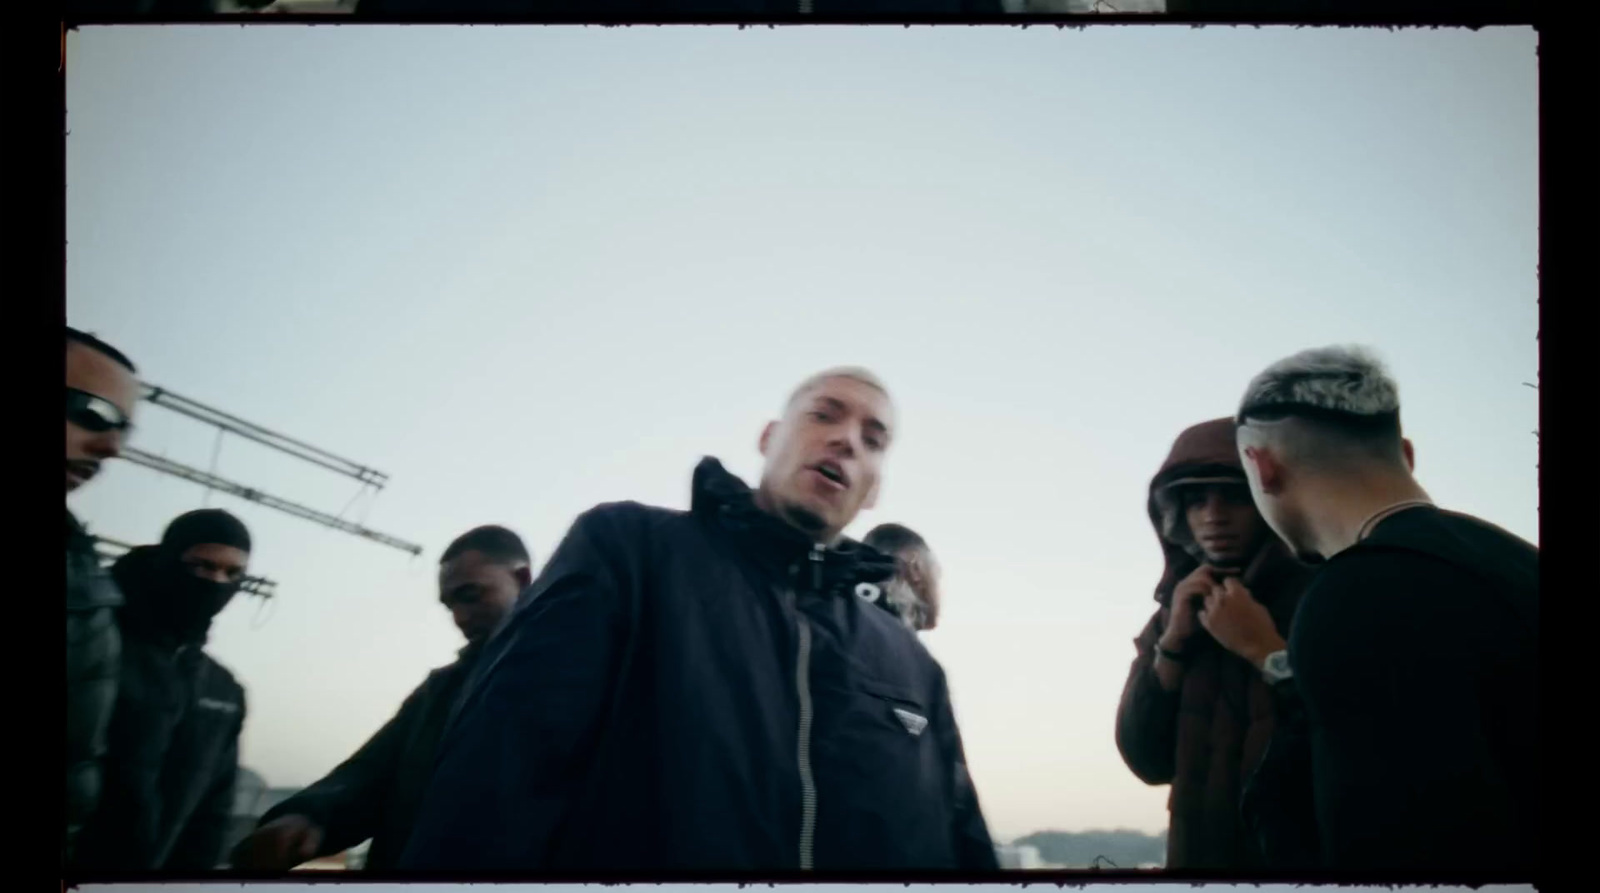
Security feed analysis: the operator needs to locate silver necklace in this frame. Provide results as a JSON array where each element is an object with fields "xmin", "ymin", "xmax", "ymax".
[{"xmin": 1356, "ymin": 498, "xmax": 1434, "ymax": 542}]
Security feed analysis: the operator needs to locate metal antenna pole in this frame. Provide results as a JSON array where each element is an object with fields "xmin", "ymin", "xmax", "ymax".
[
  {"xmin": 119, "ymin": 447, "xmax": 423, "ymax": 557},
  {"xmin": 140, "ymin": 385, "xmax": 390, "ymax": 490},
  {"xmin": 91, "ymin": 535, "xmax": 279, "ymax": 599}
]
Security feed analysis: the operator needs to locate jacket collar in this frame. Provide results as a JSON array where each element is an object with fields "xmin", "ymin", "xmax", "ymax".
[{"xmin": 689, "ymin": 456, "xmax": 895, "ymax": 593}]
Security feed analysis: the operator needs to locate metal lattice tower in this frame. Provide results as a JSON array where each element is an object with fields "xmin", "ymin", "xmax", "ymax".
[{"xmin": 111, "ymin": 384, "xmax": 423, "ymax": 572}]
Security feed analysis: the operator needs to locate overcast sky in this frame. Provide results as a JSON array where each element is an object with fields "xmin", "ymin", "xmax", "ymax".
[{"xmin": 65, "ymin": 22, "xmax": 1536, "ymax": 842}]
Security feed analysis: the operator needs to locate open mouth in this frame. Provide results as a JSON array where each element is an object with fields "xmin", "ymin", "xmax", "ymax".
[{"xmin": 809, "ymin": 460, "xmax": 849, "ymax": 490}]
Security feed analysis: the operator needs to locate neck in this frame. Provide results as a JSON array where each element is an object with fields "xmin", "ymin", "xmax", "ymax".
[
  {"xmin": 751, "ymin": 486, "xmax": 839, "ymax": 547},
  {"xmin": 1302, "ymin": 470, "xmax": 1431, "ymax": 559}
]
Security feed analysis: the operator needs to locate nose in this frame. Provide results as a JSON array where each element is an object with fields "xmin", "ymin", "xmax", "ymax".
[
  {"xmin": 85, "ymin": 429, "xmax": 124, "ymax": 460},
  {"xmin": 827, "ymin": 423, "xmax": 865, "ymax": 457},
  {"xmin": 1197, "ymin": 491, "xmax": 1229, "ymax": 523}
]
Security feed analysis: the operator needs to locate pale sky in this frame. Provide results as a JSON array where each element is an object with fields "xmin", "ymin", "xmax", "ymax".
[{"xmin": 65, "ymin": 23, "xmax": 1537, "ymax": 842}]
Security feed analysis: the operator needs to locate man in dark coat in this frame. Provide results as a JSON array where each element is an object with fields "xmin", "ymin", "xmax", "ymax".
[
  {"xmin": 400, "ymin": 367, "xmax": 998, "ymax": 872},
  {"xmin": 65, "ymin": 327, "xmax": 140, "ymax": 866},
  {"xmin": 1114, "ymin": 417, "xmax": 1314, "ymax": 869},
  {"xmin": 230, "ymin": 526, "xmax": 534, "ymax": 871},
  {"xmin": 1233, "ymin": 345, "xmax": 1538, "ymax": 873},
  {"xmin": 75, "ymin": 510, "xmax": 253, "ymax": 871},
  {"xmin": 862, "ymin": 523, "xmax": 941, "ymax": 633}
]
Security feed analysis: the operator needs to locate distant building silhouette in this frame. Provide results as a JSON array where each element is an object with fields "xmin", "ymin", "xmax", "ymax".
[{"xmin": 995, "ymin": 843, "xmax": 1045, "ymax": 868}]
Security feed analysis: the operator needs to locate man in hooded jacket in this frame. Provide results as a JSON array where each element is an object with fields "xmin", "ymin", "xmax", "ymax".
[
  {"xmin": 399, "ymin": 367, "xmax": 997, "ymax": 872},
  {"xmin": 75, "ymin": 509, "xmax": 252, "ymax": 871},
  {"xmin": 1114, "ymin": 417, "xmax": 1314, "ymax": 869}
]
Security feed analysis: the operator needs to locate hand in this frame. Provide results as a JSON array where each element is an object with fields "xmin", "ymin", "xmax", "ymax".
[
  {"xmin": 1198, "ymin": 576, "xmax": 1287, "ymax": 669},
  {"xmin": 229, "ymin": 813, "xmax": 324, "ymax": 870},
  {"xmin": 1161, "ymin": 564, "xmax": 1229, "ymax": 650}
]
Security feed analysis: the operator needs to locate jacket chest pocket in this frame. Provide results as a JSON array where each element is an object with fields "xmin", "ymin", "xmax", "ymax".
[
  {"xmin": 813, "ymin": 674, "xmax": 936, "ymax": 774},
  {"xmin": 850, "ymin": 677, "xmax": 932, "ymax": 740}
]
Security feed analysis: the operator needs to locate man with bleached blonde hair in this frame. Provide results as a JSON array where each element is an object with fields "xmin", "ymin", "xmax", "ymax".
[
  {"xmin": 401, "ymin": 367, "xmax": 997, "ymax": 872},
  {"xmin": 1234, "ymin": 345, "xmax": 1538, "ymax": 872}
]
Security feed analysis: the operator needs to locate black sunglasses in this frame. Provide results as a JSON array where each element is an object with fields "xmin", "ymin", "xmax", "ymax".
[{"xmin": 66, "ymin": 388, "xmax": 132, "ymax": 434}]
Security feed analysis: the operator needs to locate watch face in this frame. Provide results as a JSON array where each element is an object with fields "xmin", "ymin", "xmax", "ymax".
[{"xmin": 1264, "ymin": 651, "xmax": 1292, "ymax": 681}]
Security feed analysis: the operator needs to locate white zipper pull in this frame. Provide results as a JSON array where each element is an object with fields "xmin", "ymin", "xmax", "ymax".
[{"xmin": 809, "ymin": 544, "xmax": 825, "ymax": 591}]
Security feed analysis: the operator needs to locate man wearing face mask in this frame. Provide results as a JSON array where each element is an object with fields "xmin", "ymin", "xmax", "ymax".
[
  {"xmin": 75, "ymin": 509, "xmax": 252, "ymax": 871},
  {"xmin": 230, "ymin": 525, "xmax": 533, "ymax": 872}
]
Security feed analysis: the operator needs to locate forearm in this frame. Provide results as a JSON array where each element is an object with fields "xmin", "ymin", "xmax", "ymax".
[
  {"xmin": 261, "ymin": 698, "xmax": 417, "ymax": 850},
  {"xmin": 1229, "ymin": 631, "xmax": 1288, "ymax": 672},
  {"xmin": 1151, "ymin": 634, "xmax": 1189, "ymax": 692},
  {"xmin": 1115, "ymin": 641, "xmax": 1180, "ymax": 783}
]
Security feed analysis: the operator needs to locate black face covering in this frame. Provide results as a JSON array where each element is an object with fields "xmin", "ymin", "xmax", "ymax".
[{"xmin": 150, "ymin": 558, "xmax": 240, "ymax": 643}]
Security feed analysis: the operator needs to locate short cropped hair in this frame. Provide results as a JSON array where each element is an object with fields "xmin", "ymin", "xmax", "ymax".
[
  {"xmin": 863, "ymin": 523, "xmax": 928, "ymax": 558},
  {"xmin": 67, "ymin": 326, "xmax": 137, "ymax": 374},
  {"xmin": 440, "ymin": 525, "xmax": 531, "ymax": 567},
  {"xmin": 784, "ymin": 366, "xmax": 891, "ymax": 414},
  {"xmin": 1237, "ymin": 345, "xmax": 1406, "ymax": 466},
  {"xmin": 864, "ymin": 523, "xmax": 938, "ymax": 632}
]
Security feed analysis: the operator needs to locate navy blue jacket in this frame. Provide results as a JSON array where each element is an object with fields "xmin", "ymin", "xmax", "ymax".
[{"xmin": 399, "ymin": 458, "xmax": 997, "ymax": 872}]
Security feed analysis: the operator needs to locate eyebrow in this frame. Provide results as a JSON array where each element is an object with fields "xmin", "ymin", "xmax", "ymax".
[
  {"xmin": 813, "ymin": 396, "xmax": 891, "ymax": 437},
  {"xmin": 441, "ymin": 581, "xmax": 482, "ymax": 601},
  {"xmin": 189, "ymin": 557, "xmax": 245, "ymax": 574}
]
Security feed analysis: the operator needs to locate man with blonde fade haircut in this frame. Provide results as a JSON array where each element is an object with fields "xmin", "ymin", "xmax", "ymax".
[
  {"xmin": 401, "ymin": 367, "xmax": 998, "ymax": 872},
  {"xmin": 1233, "ymin": 345, "xmax": 1538, "ymax": 873}
]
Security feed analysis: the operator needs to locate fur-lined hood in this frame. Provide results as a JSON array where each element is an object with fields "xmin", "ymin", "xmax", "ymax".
[{"xmin": 1147, "ymin": 418, "xmax": 1303, "ymax": 605}]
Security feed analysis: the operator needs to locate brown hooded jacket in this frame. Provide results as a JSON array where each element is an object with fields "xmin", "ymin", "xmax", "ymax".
[{"xmin": 1114, "ymin": 418, "xmax": 1314, "ymax": 869}]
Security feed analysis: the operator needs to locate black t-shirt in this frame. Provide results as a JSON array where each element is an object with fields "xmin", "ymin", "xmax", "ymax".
[{"xmin": 1284, "ymin": 506, "xmax": 1538, "ymax": 872}]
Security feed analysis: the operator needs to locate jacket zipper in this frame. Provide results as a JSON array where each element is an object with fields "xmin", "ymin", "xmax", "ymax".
[{"xmin": 792, "ymin": 543, "xmax": 826, "ymax": 870}]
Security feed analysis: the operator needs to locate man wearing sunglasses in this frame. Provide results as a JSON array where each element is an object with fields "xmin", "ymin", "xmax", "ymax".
[
  {"xmin": 65, "ymin": 326, "xmax": 140, "ymax": 867},
  {"xmin": 75, "ymin": 509, "xmax": 252, "ymax": 870}
]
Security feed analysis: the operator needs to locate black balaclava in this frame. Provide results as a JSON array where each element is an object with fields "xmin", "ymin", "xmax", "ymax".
[{"xmin": 151, "ymin": 509, "xmax": 252, "ymax": 643}]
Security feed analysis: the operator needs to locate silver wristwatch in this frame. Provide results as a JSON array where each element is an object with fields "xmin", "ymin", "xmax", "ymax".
[{"xmin": 1260, "ymin": 650, "xmax": 1293, "ymax": 685}]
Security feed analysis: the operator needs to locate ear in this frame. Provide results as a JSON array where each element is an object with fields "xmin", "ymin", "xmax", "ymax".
[
  {"xmin": 1243, "ymin": 446, "xmax": 1285, "ymax": 496},
  {"xmin": 1401, "ymin": 437, "xmax": 1416, "ymax": 472},
  {"xmin": 863, "ymin": 477, "xmax": 880, "ymax": 511},
  {"xmin": 514, "ymin": 565, "xmax": 533, "ymax": 590},
  {"xmin": 758, "ymin": 421, "xmax": 776, "ymax": 458}
]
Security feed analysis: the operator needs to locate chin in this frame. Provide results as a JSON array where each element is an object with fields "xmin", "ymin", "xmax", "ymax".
[
  {"xmin": 1203, "ymin": 550, "xmax": 1246, "ymax": 567},
  {"xmin": 778, "ymin": 498, "xmax": 830, "ymax": 534}
]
